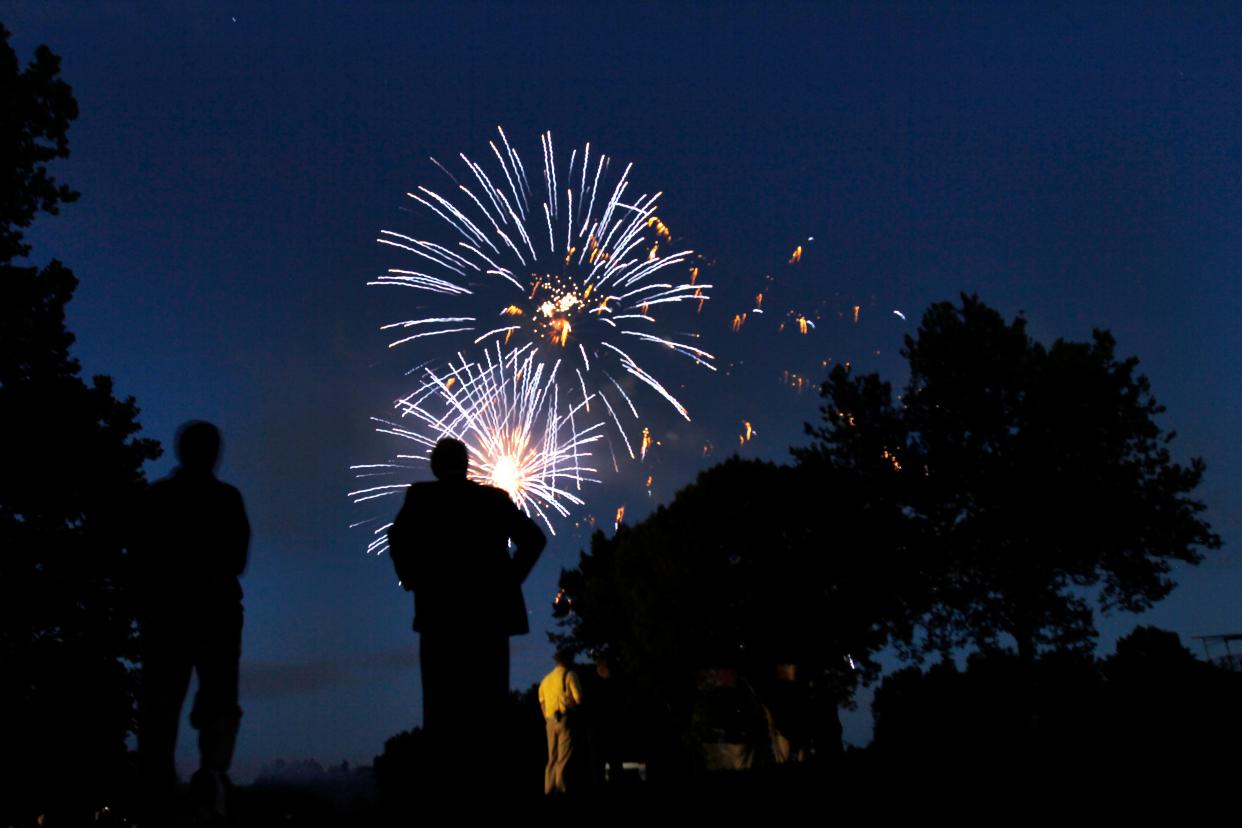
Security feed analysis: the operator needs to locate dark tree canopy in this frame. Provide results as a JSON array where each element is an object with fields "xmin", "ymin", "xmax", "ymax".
[
  {"xmin": 0, "ymin": 23, "xmax": 78, "ymax": 264},
  {"xmin": 558, "ymin": 457, "xmax": 908, "ymax": 708},
  {"xmin": 800, "ymin": 294, "xmax": 1220, "ymax": 661},
  {"xmin": 870, "ymin": 625, "xmax": 1242, "ymax": 772},
  {"xmin": 0, "ymin": 24, "xmax": 160, "ymax": 820}
]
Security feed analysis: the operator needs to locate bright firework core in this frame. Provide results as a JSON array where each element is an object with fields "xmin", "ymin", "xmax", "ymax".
[{"xmin": 489, "ymin": 453, "xmax": 524, "ymax": 498}]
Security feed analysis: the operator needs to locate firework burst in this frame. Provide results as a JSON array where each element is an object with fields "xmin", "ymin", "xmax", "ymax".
[
  {"xmin": 350, "ymin": 343, "xmax": 605, "ymax": 545},
  {"xmin": 370, "ymin": 128, "xmax": 715, "ymax": 458}
]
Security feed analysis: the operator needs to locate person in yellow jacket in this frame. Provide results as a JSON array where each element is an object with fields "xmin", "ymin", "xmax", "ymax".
[{"xmin": 539, "ymin": 650, "xmax": 583, "ymax": 794}]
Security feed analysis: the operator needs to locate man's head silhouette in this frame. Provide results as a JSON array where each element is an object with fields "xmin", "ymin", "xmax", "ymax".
[
  {"xmin": 176, "ymin": 420, "xmax": 222, "ymax": 474},
  {"xmin": 430, "ymin": 438, "xmax": 469, "ymax": 481}
]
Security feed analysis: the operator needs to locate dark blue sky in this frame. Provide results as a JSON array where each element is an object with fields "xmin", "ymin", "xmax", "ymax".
[{"xmin": 9, "ymin": 2, "xmax": 1240, "ymax": 779}]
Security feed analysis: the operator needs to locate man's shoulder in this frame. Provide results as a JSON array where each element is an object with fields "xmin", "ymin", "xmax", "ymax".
[
  {"xmin": 474, "ymin": 482, "xmax": 515, "ymax": 502},
  {"xmin": 401, "ymin": 480, "xmax": 445, "ymax": 504},
  {"xmin": 217, "ymin": 479, "xmax": 243, "ymax": 497},
  {"xmin": 407, "ymin": 481, "xmax": 439, "ymax": 494},
  {"xmin": 459, "ymin": 481, "xmax": 519, "ymax": 511},
  {"xmin": 150, "ymin": 471, "xmax": 238, "ymax": 491},
  {"xmin": 148, "ymin": 475, "xmax": 174, "ymax": 493},
  {"xmin": 402, "ymin": 479, "xmax": 518, "ymax": 517},
  {"xmin": 203, "ymin": 476, "xmax": 244, "ymax": 503}
]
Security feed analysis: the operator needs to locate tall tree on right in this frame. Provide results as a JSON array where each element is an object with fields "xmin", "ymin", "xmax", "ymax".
[{"xmin": 798, "ymin": 295, "xmax": 1220, "ymax": 661}]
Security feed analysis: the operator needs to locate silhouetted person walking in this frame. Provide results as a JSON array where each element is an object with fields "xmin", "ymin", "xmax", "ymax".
[
  {"xmin": 134, "ymin": 421, "xmax": 249, "ymax": 823},
  {"xmin": 387, "ymin": 438, "xmax": 546, "ymax": 792}
]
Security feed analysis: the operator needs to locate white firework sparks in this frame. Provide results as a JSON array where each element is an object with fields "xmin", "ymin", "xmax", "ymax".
[
  {"xmin": 369, "ymin": 128, "xmax": 715, "ymax": 458},
  {"xmin": 349, "ymin": 344, "xmax": 606, "ymax": 546}
]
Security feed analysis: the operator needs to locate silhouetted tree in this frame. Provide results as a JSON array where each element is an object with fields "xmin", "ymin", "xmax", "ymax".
[
  {"xmin": 557, "ymin": 457, "xmax": 907, "ymax": 758},
  {"xmin": 0, "ymin": 23, "xmax": 160, "ymax": 821},
  {"xmin": 1100, "ymin": 626, "xmax": 1242, "ymax": 765},
  {"xmin": 799, "ymin": 295, "xmax": 1220, "ymax": 661},
  {"xmin": 871, "ymin": 649, "xmax": 1102, "ymax": 767},
  {"xmin": 872, "ymin": 626, "xmax": 1242, "ymax": 775}
]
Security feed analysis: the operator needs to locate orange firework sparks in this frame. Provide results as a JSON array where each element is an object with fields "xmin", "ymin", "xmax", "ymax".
[
  {"xmin": 732, "ymin": 313, "xmax": 747, "ymax": 332},
  {"xmin": 789, "ymin": 245, "xmax": 803, "ymax": 264},
  {"xmin": 783, "ymin": 370, "xmax": 809, "ymax": 392},
  {"xmin": 547, "ymin": 318, "xmax": 571, "ymax": 346},
  {"xmin": 881, "ymin": 450, "xmax": 902, "ymax": 471},
  {"xmin": 502, "ymin": 305, "xmax": 524, "ymax": 316},
  {"xmin": 755, "ymin": 292, "xmax": 764, "ymax": 309},
  {"xmin": 703, "ymin": 441, "xmax": 713, "ymax": 457},
  {"xmin": 797, "ymin": 315, "xmax": 810, "ymax": 335},
  {"xmin": 640, "ymin": 427, "xmax": 653, "ymax": 460},
  {"xmin": 646, "ymin": 216, "xmax": 672, "ymax": 239},
  {"xmin": 853, "ymin": 305, "xmax": 861, "ymax": 324},
  {"xmin": 689, "ymin": 266, "xmax": 700, "ymax": 284},
  {"xmin": 615, "ymin": 505, "xmax": 625, "ymax": 529}
]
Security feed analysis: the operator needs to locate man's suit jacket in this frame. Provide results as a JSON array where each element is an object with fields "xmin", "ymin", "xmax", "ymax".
[{"xmin": 387, "ymin": 479, "xmax": 545, "ymax": 636}]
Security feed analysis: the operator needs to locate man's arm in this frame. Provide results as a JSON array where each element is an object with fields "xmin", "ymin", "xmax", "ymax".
[
  {"xmin": 507, "ymin": 500, "xmax": 546, "ymax": 584},
  {"xmin": 386, "ymin": 488, "xmax": 421, "ymax": 591},
  {"xmin": 230, "ymin": 486, "xmax": 250, "ymax": 577}
]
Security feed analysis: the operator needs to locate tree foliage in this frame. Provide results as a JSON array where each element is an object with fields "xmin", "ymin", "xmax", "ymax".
[
  {"xmin": 0, "ymin": 23, "xmax": 160, "ymax": 819},
  {"xmin": 871, "ymin": 626, "xmax": 1242, "ymax": 771},
  {"xmin": 801, "ymin": 294, "xmax": 1220, "ymax": 660},
  {"xmin": 0, "ymin": 23, "xmax": 78, "ymax": 264},
  {"xmin": 558, "ymin": 457, "xmax": 909, "ymax": 709}
]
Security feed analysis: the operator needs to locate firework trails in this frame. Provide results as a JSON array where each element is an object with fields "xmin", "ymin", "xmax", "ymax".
[
  {"xmin": 371, "ymin": 128, "xmax": 715, "ymax": 458},
  {"xmin": 355, "ymin": 130, "xmax": 713, "ymax": 539},
  {"xmin": 351, "ymin": 344, "xmax": 605, "ymax": 541}
]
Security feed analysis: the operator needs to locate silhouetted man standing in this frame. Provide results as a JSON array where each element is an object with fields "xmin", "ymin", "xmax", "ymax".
[
  {"xmin": 387, "ymin": 438, "xmax": 546, "ymax": 788},
  {"xmin": 135, "ymin": 421, "xmax": 249, "ymax": 822},
  {"xmin": 539, "ymin": 650, "xmax": 583, "ymax": 795}
]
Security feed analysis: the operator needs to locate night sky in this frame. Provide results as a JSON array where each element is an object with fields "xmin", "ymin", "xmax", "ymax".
[{"xmin": 8, "ymin": 2, "xmax": 1240, "ymax": 780}]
